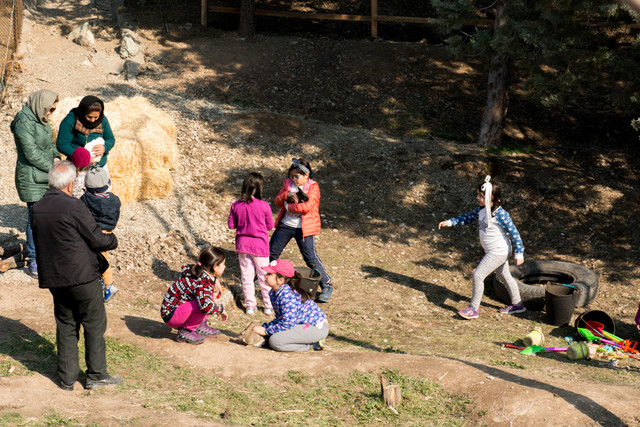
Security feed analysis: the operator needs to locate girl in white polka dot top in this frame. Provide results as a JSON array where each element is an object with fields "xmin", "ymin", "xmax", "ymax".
[{"xmin": 439, "ymin": 176, "xmax": 526, "ymax": 320}]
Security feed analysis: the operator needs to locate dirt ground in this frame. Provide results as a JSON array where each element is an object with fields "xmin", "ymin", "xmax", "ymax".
[{"xmin": 1, "ymin": 0, "xmax": 640, "ymax": 425}]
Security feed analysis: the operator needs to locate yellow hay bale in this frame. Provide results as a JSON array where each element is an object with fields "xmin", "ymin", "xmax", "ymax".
[
  {"xmin": 108, "ymin": 138, "xmax": 142, "ymax": 204},
  {"xmin": 140, "ymin": 169, "xmax": 173, "ymax": 200},
  {"xmin": 48, "ymin": 95, "xmax": 178, "ymax": 204},
  {"xmin": 136, "ymin": 122, "xmax": 178, "ymax": 170}
]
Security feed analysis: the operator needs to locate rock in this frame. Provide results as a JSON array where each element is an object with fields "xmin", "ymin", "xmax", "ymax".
[
  {"xmin": 67, "ymin": 22, "xmax": 95, "ymax": 48},
  {"xmin": 124, "ymin": 59, "xmax": 142, "ymax": 81},
  {"xmin": 120, "ymin": 36, "xmax": 139, "ymax": 59},
  {"xmin": 91, "ymin": 51, "xmax": 125, "ymax": 75},
  {"xmin": 75, "ymin": 31, "xmax": 96, "ymax": 48}
]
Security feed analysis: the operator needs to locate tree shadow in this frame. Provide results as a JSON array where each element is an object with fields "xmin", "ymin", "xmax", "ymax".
[
  {"xmin": 151, "ymin": 257, "xmax": 180, "ymax": 281},
  {"xmin": 121, "ymin": 315, "xmax": 174, "ymax": 340},
  {"xmin": 121, "ymin": 315, "xmax": 237, "ymax": 340},
  {"xmin": 0, "ymin": 316, "xmax": 57, "ymax": 384},
  {"xmin": 361, "ymin": 264, "xmax": 467, "ymax": 314},
  {"xmin": 449, "ymin": 357, "xmax": 628, "ymax": 426}
]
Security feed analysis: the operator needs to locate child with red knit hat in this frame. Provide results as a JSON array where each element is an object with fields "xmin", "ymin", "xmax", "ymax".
[{"xmin": 70, "ymin": 147, "xmax": 92, "ymax": 198}]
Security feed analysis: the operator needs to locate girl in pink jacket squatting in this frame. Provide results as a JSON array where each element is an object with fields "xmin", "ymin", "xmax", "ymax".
[
  {"xmin": 160, "ymin": 246, "xmax": 228, "ymax": 345},
  {"xmin": 252, "ymin": 259, "xmax": 329, "ymax": 352},
  {"xmin": 228, "ymin": 173, "xmax": 275, "ymax": 315}
]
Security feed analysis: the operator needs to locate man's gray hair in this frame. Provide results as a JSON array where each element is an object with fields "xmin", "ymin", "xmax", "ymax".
[{"xmin": 48, "ymin": 161, "xmax": 76, "ymax": 190}]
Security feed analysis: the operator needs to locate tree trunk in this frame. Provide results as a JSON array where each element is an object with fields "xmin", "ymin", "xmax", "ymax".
[
  {"xmin": 477, "ymin": 0, "xmax": 509, "ymax": 148},
  {"xmin": 477, "ymin": 55, "xmax": 510, "ymax": 148},
  {"xmin": 239, "ymin": 0, "xmax": 256, "ymax": 38}
]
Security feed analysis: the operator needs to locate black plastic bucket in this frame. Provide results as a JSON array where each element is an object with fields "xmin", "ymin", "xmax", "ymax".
[
  {"xmin": 295, "ymin": 267, "xmax": 321, "ymax": 299},
  {"xmin": 545, "ymin": 284, "xmax": 580, "ymax": 326},
  {"xmin": 574, "ymin": 310, "xmax": 615, "ymax": 335}
]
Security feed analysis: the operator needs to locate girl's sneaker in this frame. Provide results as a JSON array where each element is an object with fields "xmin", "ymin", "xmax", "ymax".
[
  {"xmin": 458, "ymin": 306, "xmax": 479, "ymax": 319},
  {"xmin": 246, "ymin": 308, "xmax": 256, "ymax": 315},
  {"xmin": 263, "ymin": 308, "xmax": 274, "ymax": 316},
  {"xmin": 499, "ymin": 302, "xmax": 526, "ymax": 314},
  {"xmin": 195, "ymin": 320, "xmax": 221, "ymax": 337},
  {"xmin": 316, "ymin": 284, "xmax": 333, "ymax": 303},
  {"xmin": 313, "ymin": 339, "xmax": 326, "ymax": 351},
  {"xmin": 176, "ymin": 328, "xmax": 205, "ymax": 345},
  {"xmin": 104, "ymin": 285, "xmax": 119, "ymax": 303}
]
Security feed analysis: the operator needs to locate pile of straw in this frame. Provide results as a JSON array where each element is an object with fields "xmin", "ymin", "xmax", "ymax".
[{"xmin": 49, "ymin": 96, "xmax": 178, "ymax": 203}]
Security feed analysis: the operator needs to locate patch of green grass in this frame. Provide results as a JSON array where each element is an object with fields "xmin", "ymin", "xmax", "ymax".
[
  {"xmin": 485, "ymin": 143, "xmax": 535, "ymax": 155},
  {"xmin": 286, "ymin": 370, "xmax": 307, "ymax": 384},
  {"xmin": 410, "ymin": 127, "xmax": 430, "ymax": 138},
  {"xmin": 94, "ymin": 339, "xmax": 470, "ymax": 425},
  {"xmin": 41, "ymin": 410, "xmax": 80, "ymax": 426},
  {"xmin": 231, "ymin": 96, "xmax": 254, "ymax": 107},
  {"xmin": 491, "ymin": 359, "xmax": 526, "ymax": 370},
  {"xmin": 133, "ymin": 297, "xmax": 154, "ymax": 308},
  {"xmin": 0, "ymin": 332, "xmax": 57, "ymax": 376},
  {"xmin": 0, "ymin": 412, "xmax": 24, "ymax": 425},
  {"xmin": 430, "ymin": 130, "xmax": 475, "ymax": 144}
]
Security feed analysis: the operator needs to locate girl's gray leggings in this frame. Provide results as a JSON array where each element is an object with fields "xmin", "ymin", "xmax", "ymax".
[
  {"xmin": 471, "ymin": 252, "xmax": 521, "ymax": 310},
  {"xmin": 269, "ymin": 322, "xmax": 329, "ymax": 352}
]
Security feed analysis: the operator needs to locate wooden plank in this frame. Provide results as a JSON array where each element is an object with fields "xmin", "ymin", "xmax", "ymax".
[{"xmin": 208, "ymin": 6, "xmax": 492, "ymax": 27}]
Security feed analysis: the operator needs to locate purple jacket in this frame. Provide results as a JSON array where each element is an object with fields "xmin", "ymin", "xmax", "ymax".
[
  {"xmin": 228, "ymin": 198, "xmax": 274, "ymax": 257},
  {"xmin": 636, "ymin": 303, "xmax": 640, "ymax": 326}
]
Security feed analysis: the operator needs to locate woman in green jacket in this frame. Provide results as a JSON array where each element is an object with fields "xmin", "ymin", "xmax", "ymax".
[
  {"xmin": 56, "ymin": 96, "xmax": 115, "ymax": 168},
  {"xmin": 11, "ymin": 89, "xmax": 60, "ymax": 278}
]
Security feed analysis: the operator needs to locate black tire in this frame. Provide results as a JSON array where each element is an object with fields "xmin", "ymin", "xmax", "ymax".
[{"xmin": 493, "ymin": 260, "xmax": 598, "ymax": 311}]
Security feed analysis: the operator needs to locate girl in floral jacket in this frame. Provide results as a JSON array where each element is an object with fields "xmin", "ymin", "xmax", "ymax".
[{"xmin": 161, "ymin": 246, "xmax": 228, "ymax": 345}]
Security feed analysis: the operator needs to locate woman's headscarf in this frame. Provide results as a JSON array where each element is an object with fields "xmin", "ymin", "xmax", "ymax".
[
  {"xmin": 26, "ymin": 89, "xmax": 58, "ymax": 124},
  {"xmin": 72, "ymin": 95, "xmax": 105, "ymax": 129}
]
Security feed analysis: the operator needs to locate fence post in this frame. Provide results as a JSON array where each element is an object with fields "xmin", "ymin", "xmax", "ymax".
[
  {"xmin": 239, "ymin": 0, "xmax": 256, "ymax": 37},
  {"xmin": 201, "ymin": 0, "xmax": 208, "ymax": 26},
  {"xmin": 371, "ymin": 0, "xmax": 378, "ymax": 38}
]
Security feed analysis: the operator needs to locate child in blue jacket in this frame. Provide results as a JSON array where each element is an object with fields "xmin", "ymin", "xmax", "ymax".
[{"xmin": 252, "ymin": 259, "xmax": 329, "ymax": 351}]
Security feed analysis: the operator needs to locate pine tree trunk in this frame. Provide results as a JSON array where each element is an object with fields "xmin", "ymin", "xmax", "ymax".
[
  {"xmin": 477, "ymin": 0, "xmax": 509, "ymax": 148},
  {"xmin": 477, "ymin": 55, "xmax": 509, "ymax": 148},
  {"xmin": 239, "ymin": 0, "xmax": 256, "ymax": 38}
]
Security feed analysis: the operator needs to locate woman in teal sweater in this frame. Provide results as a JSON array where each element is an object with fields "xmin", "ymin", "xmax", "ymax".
[
  {"xmin": 56, "ymin": 96, "xmax": 115, "ymax": 168},
  {"xmin": 11, "ymin": 89, "xmax": 60, "ymax": 278}
]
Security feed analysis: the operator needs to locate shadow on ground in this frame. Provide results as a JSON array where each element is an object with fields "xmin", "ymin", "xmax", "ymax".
[
  {"xmin": 0, "ymin": 316, "xmax": 57, "ymax": 383},
  {"xmin": 453, "ymin": 357, "xmax": 628, "ymax": 426}
]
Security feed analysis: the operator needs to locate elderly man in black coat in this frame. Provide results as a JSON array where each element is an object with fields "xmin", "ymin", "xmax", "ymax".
[{"xmin": 32, "ymin": 160, "xmax": 122, "ymax": 391}]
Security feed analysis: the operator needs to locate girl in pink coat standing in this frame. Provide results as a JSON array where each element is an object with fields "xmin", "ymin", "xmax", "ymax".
[{"xmin": 228, "ymin": 173, "xmax": 275, "ymax": 315}]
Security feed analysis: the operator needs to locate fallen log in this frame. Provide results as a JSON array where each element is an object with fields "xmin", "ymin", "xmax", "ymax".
[
  {"xmin": 0, "ymin": 242, "xmax": 24, "ymax": 258},
  {"xmin": 0, "ymin": 251, "xmax": 28, "ymax": 273}
]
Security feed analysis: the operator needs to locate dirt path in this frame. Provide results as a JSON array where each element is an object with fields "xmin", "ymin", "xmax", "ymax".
[
  {"xmin": 0, "ymin": 277, "xmax": 637, "ymax": 426},
  {"xmin": 1, "ymin": 1, "xmax": 639, "ymax": 426}
]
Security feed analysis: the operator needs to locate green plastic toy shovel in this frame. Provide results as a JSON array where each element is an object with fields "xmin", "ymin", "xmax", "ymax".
[{"xmin": 520, "ymin": 345, "xmax": 568, "ymax": 355}]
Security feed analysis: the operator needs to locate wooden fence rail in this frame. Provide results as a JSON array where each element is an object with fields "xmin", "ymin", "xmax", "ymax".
[{"xmin": 201, "ymin": 0, "xmax": 492, "ymax": 37}]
